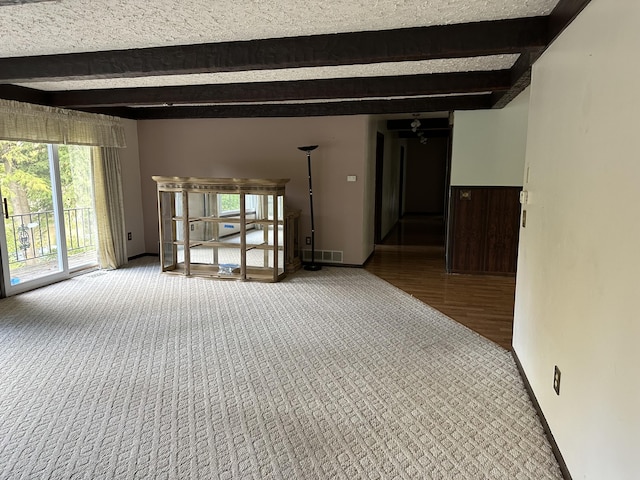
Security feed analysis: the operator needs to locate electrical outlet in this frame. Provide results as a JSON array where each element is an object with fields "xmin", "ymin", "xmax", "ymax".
[
  {"xmin": 190, "ymin": 224, "xmax": 195, "ymax": 231},
  {"xmin": 127, "ymin": 232, "xmax": 132, "ymax": 241},
  {"xmin": 553, "ymin": 366, "xmax": 561, "ymax": 395},
  {"xmin": 305, "ymin": 236, "xmax": 311, "ymax": 245}
]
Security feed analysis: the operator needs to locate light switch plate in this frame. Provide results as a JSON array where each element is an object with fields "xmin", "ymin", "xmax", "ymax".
[{"xmin": 347, "ymin": 175, "xmax": 357, "ymax": 182}]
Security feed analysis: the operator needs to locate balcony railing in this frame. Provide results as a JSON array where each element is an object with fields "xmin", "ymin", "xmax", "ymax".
[{"xmin": 5, "ymin": 207, "xmax": 96, "ymax": 264}]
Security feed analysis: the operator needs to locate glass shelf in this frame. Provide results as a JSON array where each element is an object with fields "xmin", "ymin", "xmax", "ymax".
[{"xmin": 153, "ymin": 176, "xmax": 297, "ymax": 282}]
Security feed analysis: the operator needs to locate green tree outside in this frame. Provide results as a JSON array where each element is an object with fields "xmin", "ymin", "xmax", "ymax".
[{"xmin": 1, "ymin": 140, "xmax": 96, "ymax": 267}]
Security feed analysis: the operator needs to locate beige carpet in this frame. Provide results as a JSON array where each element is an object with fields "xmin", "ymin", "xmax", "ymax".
[{"xmin": 0, "ymin": 257, "xmax": 562, "ymax": 479}]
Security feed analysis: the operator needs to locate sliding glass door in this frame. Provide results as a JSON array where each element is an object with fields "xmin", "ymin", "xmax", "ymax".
[
  {"xmin": 57, "ymin": 145, "xmax": 98, "ymax": 271},
  {"xmin": 0, "ymin": 141, "xmax": 97, "ymax": 296}
]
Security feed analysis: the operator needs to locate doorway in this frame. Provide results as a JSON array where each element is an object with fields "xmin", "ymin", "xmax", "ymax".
[
  {"xmin": 380, "ymin": 135, "xmax": 450, "ymax": 248},
  {"xmin": 373, "ymin": 117, "xmax": 452, "ymax": 249},
  {"xmin": 0, "ymin": 141, "xmax": 97, "ymax": 296}
]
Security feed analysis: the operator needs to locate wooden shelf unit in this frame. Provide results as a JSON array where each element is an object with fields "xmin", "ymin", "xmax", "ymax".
[{"xmin": 153, "ymin": 176, "xmax": 298, "ymax": 282}]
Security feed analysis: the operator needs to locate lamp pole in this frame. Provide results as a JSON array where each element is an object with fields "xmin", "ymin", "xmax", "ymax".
[{"xmin": 298, "ymin": 145, "xmax": 321, "ymax": 271}]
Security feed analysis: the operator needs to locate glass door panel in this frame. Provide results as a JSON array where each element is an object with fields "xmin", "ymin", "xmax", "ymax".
[
  {"xmin": 58, "ymin": 145, "xmax": 97, "ymax": 271},
  {"xmin": 158, "ymin": 191, "xmax": 177, "ymax": 271},
  {"xmin": 0, "ymin": 141, "xmax": 64, "ymax": 293},
  {"xmin": 0, "ymin": 141, "xmax": 98, "ymax": 296}
]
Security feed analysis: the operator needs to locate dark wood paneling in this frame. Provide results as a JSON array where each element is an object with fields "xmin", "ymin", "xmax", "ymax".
[
  {"xmin": 450, "ymin": 188, "xmax": 488, "ymax": 272},
  {"xmin": 448, "ymin": 186, "xmax": 521, "ymax": 275},
  {"xmin": 484, "ymin": 188, "xmax": 521, "ymax": 273}
]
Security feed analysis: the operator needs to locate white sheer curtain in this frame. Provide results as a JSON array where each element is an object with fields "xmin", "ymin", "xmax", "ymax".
[{"xmin": 92, "ymin": 147, "xmax": 128, "ymax": 269}]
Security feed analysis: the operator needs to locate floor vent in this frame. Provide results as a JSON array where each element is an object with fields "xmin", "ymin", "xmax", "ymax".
[{"xmin": 302, "ymin": 249, "xmax": 343, "ymax": 264}]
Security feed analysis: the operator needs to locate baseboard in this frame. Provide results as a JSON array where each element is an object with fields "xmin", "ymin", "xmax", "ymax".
[
  {"xmin": 363, "ymin": 249, "xmax": 376, "ymax": 266},
  {"xmin": 511, "ymin": 351, "xmax": 573, "ymax": 480},
  {"xmin": 301, "ymin": 261, "xmax": 364, "ymax": 269},
  {"xmin": 131, "ymin": 252, "xmax": 362, "ymax": 268},
  {"xmin": 448, "ymin": 268, "xmax": 516, "ymax": 277}
]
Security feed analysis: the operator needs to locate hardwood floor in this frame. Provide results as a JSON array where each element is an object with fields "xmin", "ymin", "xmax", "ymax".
[{"xmin": 365, "ymin": 215, "xmax": 516, "ymax": 350}]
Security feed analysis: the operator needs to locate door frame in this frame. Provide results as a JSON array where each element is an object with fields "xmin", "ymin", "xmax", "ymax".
[
  {"xmin": 373, "ymin": 132, "xmax": 385, "ymax": 244},
  {"xmin": 398, "ymin": 145, "xmax": 405, "ymax": 218}
]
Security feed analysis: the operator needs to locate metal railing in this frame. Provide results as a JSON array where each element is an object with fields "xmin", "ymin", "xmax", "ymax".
[{"xmin": 5, "ymin": 207, "xmax": 96, "ymax": 264}]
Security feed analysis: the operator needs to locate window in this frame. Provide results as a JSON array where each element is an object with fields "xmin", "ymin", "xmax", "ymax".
[
  {"xmin": 0, "ymin": 140, "xmax": 97, "ymax": 289},
  {"xmin": 219, "ymin": 193, "xmax": 240, "ymax": 215},
  {"xmin": 218, "ymin": 193, "xmax": 258, "ymax": 216}
]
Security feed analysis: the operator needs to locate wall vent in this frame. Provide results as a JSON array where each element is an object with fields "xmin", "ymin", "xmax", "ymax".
[{"xmin": 302, "ymin": 249, "xmax": 343, "ymax": 264}]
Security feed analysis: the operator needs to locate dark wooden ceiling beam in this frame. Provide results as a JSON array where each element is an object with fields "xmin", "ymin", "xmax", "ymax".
[
  {"xmin": 1, "ymin": 6, "xmax": 597, "ymax": 116},
  {"xmin": 491, "ymin": 49, "xmax": 543, "ymax": 108},
  {"xmin": 0, "ymin": 84, "xmax": 52, "ymax": 105},
  {"xmin": 548, "ymin": 0, "xmax": 593, "ymax": 44},
  {"xmin": 51, "ymin": 70, "xmax": 510, "ymax": 108},
  {"xmin": 490, "ymin": 0, "xmax": 593, "ymax": 109},
  {"xmin": 96, "ymin": 95, "xmax": 491, "ymax": 120},
  {"xmin": 0, "ymin": 17, "xmax": 548, "ymax": 83}
]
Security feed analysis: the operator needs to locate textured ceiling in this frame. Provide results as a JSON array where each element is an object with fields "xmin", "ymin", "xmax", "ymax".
[
  {"xmin": 1, "ymin": 0, "xmax": 559, "ymax": 57},
  {"xmin": 0, "ymin": 0, "xmax": 586, "ymax": 120}
]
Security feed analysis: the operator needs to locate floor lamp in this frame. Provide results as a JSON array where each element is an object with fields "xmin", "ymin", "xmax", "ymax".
[{"xmin": 298, "ymin": 145, "xmax": 321, "ymax": 271}]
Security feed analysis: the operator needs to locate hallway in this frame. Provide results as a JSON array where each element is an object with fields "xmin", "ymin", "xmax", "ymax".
[{"xmin": 365, "ymin": 215, "xmax": 516, "ymax": 350}]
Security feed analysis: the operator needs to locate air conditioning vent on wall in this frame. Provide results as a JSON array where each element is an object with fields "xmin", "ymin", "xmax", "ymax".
[{"xmin": 302, "ymin": 250, "xmax": 343, "ymax": 264}]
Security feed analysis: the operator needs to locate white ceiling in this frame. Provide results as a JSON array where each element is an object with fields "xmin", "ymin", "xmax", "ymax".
[{"xmin": 1, "ymin": 0, "xmax": 559, "ymax": 57}]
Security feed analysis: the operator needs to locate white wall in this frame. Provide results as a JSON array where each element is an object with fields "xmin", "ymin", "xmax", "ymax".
[
  {"xmin": 451, "ymin": 87, "xmax": 530, "ymax": 186},
  {"xmin": 119, "ymin": 119, "xmax": 146, "ymax": 258},
  {"xmin": 513, "ymin": 1, "xmax": 640, "ymax": 479}
]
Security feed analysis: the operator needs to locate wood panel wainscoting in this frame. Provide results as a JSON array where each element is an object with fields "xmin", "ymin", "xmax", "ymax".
[{"xmin": 447, "ymin": 186, "xmax": 522, "ymax": 275}]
